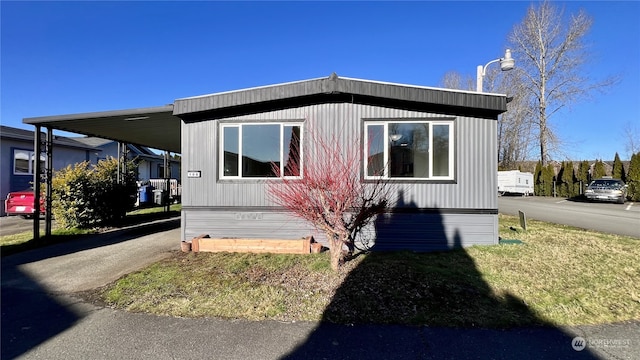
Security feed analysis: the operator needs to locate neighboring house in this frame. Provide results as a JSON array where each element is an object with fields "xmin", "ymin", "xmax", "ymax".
[
  {"xmin": 0, "ymin": 125, "xmax": 99, "ymax": 216},
  {"xmin": 71, "ymin": 137, "xmax": 180, "ymax": 181},
  {"xmin": 173, "ymin": 75, "xmax": 509, "ymax": 251}
]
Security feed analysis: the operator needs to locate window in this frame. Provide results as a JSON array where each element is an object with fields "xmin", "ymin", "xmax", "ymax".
[
  {"xmin": 157, "ymin": 164, "xmax": 170, "ymax": 178},
  {"xmin": 220, "ymin": 123, "xmax": 302, "ymax": 179},
  {"xmin": 364, "ymin": 120, "xmax": 454, "ymax": 180},
  {"xmin": 13, "ymin": 149, "xmax": 45, "ymax": 175}
]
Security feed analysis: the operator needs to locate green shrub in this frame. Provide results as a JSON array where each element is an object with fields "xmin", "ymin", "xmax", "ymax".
[{"xmin": 52, "ymin": 157, "xmax": 137, "ymax": 228}]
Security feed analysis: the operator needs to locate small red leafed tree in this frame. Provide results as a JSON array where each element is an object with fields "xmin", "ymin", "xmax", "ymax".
[{"xmin": 267, "ymin": 126, "xmax": 393, "ymax": 271}]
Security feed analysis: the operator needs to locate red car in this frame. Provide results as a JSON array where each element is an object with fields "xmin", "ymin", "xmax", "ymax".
[{"xmin": 4, "ymin": 190, "xmax": 45, "ymax": 217}]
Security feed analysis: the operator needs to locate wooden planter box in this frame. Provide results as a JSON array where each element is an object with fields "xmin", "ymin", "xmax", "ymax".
[{"xmin": 192, "ymin": 236, "xmax": 313, "ymax": 254}]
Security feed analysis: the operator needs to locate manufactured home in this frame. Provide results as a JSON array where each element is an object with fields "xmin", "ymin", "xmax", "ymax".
[
  {"xmin": 23, "ymin": 74, "xmax": 509, "ymax": 251},
  {"xmin": 498, "ymin": 170, "xmax": 534, "ymax": 196},
  {"xmin": 173, "ymin": 75, "xmax": 508, "ymax": 251}
]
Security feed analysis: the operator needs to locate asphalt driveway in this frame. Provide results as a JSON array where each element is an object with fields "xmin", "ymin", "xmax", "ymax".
[
  {"xmin": 1, "ymin": 216, "xmax": 638, "ymax": 359},
  {"xmin": 0, "ymin": 216, "xmax": 51, "ymax": 237}
]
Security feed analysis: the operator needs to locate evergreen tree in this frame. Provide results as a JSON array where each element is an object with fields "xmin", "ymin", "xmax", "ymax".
[
  {"xmin": 612, "ymin": 152, "xmax": 626, "ymax": 182},
  {"xmin": 556, "ymin": 162, "xmax": 566, "ymax": 197},
  {"xmin": 534, "ymin": 160, "xmax": 543, "ymax": 196},
  {"xmin": 592, "ymin": 160, "xmax": 606, "ymax": 180},
  {"xmin": 541, "ymin": 163, "xmax": 555, "ymax": 196},
  {"xmin": 561, "ymin": 161, "xmax": 575, "ymax": 197},
  {"xmin": 628, "ymin": 152, "xmax": 640, "ymax": 201},
  {"xmin": 576, "ymin": 160, "xmax": 590, "ymax": 194}
]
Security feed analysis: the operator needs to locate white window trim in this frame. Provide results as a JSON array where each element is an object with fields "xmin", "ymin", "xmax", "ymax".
[
  {"xmin": 13, "ymin": 149, "xmax": 45, "ymax": 176},
  {"xmin": 219, "ymin": 122, "xmax": 303, "ymax": 180},
  {"xmin": 364, "ymin": 120, "xmax": 454, "ymax": 181}
]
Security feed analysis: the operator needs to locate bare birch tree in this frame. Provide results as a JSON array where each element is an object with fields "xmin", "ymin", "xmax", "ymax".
[
  {"xmin": 622, "ymin": 122, "xmax": 639, "ymax": 159},
  {"xmin": 489, "ymin": 68, "xmax": 536, "ymax": 169},
  {"xmin": 508, "ymin": 1, "xmax": 616, "ymax": 165},
  {"xmin": 441, "ymin": 68, "xmax": 535, "ymax": 169},
  {"xmin": 440, "ymin": 71, "xmax": 474, "ymax": 91},
  {"xmin": 267, "ymin": 126, "xmax": 393, "ymax": 271}
]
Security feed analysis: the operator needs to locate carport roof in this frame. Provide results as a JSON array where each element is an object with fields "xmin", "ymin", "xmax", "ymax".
[{"xmin": 22, "ymin": 105, "xmax": 181, "ymax": 153}]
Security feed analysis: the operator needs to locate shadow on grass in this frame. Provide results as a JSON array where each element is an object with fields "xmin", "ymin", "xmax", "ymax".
[{"xmin": 283, "ymin": 191, "xmax": 599, "ymax": 359}]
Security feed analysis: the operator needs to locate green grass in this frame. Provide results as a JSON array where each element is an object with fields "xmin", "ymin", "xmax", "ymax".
[
  {"xmin": 0, "ymin": 231, "xmax": 37, "ymax": 247},
  {"xmin": 91, "ymin": 214, "xmax": 640, "ymax": 328}
]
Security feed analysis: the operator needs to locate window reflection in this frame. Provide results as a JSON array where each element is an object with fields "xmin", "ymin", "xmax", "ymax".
[
  {"xmin": 14, "ymin": 150, "xmax": 30, "ymax": 174},
  {"xmin": 367, "ymin": 125, "xmax": 384, "ymax": 176},
  {"xmin": 389, "ymin": 123, "xmax": 429, "ymax": 178},
  {"xmin": 221, "ymin": 123, "xmax": 303, "ymax": 178},
  {"xmin": 223, "ymin": 127, "xmax": 239, "ymax": 176},
  {"xmin": 242, "ymin": 124, "xmax": 280, "ymax": 177},
  {"xmin": 13, "ymin": 150, "xmax": 45, "ymax": 175},
  {"xmin": 365, "ymin": 121, "xmax": 452, "ymax": 179},
  {"xmin": 433, "ymin": 125, "xmax": 450, "ymax": 177},
  {"xmin": 283, "ymin": 126, "xmax": 301, "ymax": 176}
]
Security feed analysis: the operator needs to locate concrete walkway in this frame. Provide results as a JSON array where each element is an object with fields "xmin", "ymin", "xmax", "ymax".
[{"xmin": 1, "ymin": 217, "xmax": 638, "ymax": 359}]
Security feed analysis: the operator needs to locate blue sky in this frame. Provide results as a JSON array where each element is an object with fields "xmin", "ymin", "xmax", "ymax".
[{"xmin": 2, "ymin": 1, "xmax": 639, "ymax": 160}]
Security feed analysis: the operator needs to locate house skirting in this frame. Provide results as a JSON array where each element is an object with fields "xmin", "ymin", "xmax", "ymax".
[{"xmin": 181, "ymin": 207, "xmax": 498, "ymax": 252}]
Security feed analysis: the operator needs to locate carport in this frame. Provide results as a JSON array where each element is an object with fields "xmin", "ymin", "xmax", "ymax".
[{"xmin": 22, "ymin": 105, "xmax": 182, "ymax": 240}]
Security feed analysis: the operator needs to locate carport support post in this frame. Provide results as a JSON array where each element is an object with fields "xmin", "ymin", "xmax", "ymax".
[
  {"xmin": 33, "ymin": 126, "xmax": 42, "ymax": 242},
  {"xmin": 164, "ymin": 151, "xmax": 170, "ymax": 213},
  {"xmin": 117, "ymin": 142, "xmax": 122, "ymax": 184},
  {"xmin": 45, "ymin": 128, "xmax": 53, "ymax": 236}
]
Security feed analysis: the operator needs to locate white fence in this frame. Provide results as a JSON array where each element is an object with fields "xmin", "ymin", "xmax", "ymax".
[{"xmin": 147, "ymin": 179, "xmax": 181, "ymax": 197}]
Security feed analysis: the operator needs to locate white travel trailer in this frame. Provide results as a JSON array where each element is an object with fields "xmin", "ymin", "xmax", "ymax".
[{"xmin": 498, "ymin": 170, "xmax": 534, "ymax": 196}]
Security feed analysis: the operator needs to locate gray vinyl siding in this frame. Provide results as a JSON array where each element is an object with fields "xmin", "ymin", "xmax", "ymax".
[
  {"xmin": 181, "ymin": 102, "xmax": 498, "ymax": 249},
  {"xmin": 182, "ymin": 208, "xmax": 322, "ymax": 244},
  {"xmin": 360, "ymin": 212, "xmax": 498, "ymax": 251},
  {"xmin": 181, "ymin": 103, "xmax": 497, "ymax": 209}
]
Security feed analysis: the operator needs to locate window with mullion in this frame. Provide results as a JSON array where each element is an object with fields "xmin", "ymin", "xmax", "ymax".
[
  {"xmin": 364, "ymin": 120, "xmax": 454, "ymax": 180},
  {"xmin": 220, "ymin": 123, "xmax": 302, "ymax": 179},
  {"xmin": 13, "ymin": 149, "xmax": 45, "ymax": 175}
]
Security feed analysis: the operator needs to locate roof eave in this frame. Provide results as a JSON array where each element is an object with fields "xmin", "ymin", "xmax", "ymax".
[{"xmin": 173, "ymin": 75, "xmax": 507, "ymax": 121}]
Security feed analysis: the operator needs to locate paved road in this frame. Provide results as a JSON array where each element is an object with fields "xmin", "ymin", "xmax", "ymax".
[
  {"xmin": 2, "ymin": 215, "xmax": 639, "ymax": 359},
  {"xmin": 499, "ymin": 196, "xmax": 640, "ymax": 238}
]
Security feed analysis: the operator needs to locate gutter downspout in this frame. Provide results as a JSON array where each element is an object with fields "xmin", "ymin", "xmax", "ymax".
[{"xmin": 45, "ymin": 128, "xmax": 53, "ymax": 236}]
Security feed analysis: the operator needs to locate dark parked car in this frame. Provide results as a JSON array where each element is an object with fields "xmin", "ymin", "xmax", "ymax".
[{"xmin": 584, "ymin": 178, "xmax": 628, "ymax": 204}]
